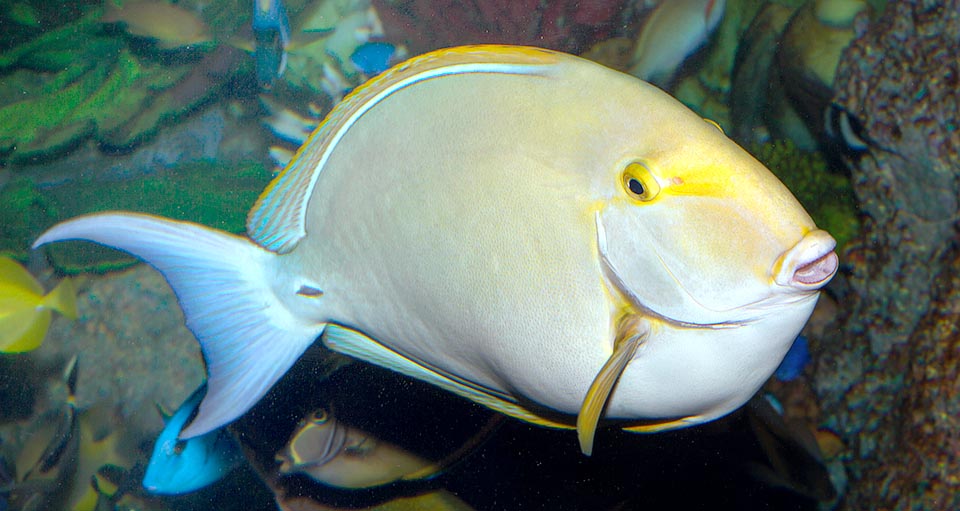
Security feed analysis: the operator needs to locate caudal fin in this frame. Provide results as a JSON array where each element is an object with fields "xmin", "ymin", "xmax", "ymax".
[
  {"xmin": 34, "ymin": 212, "xmax": 324, "ymax": 438},
  {"xmin": 41, "ymin": 277, "xmax": 77, "ymax": 320}
]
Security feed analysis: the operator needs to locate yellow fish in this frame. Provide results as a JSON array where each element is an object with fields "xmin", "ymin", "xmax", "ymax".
[
  {"xmin": 0, "ymin": 256, "xmax": 76, "ymax": 353},
  {"xmin": 34, "ymin": 45, "xmax": 838, "ymax": 455}
]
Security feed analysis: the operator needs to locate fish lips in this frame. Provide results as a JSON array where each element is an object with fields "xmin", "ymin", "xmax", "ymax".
[{"xmin": 773, "ymin": 229, "xmax": 838, "ymax": 290}]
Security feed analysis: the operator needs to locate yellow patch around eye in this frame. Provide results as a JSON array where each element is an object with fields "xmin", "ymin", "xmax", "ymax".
[{"xmin": 620, "ymin": 162, "xmax": 660, "ymax": 202}]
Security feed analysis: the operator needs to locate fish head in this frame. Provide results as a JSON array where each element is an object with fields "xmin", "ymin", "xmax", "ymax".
[
  {"xmin": 595, "ymin": 101, "xmax": 837, "ymax": 327},
  {"xmin": 276, "ymin": 408, "xmax": 347, "ymax": 474}
]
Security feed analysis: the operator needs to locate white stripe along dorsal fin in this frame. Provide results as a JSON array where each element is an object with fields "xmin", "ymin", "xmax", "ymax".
[{"xmin": 246, "ymin": 45, "xmax": 563, "ymax": 253}]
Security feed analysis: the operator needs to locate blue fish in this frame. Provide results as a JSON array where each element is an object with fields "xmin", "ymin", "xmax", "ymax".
[
  {"xmin": 252, "ymin": 0, "xmax": 290, "ymax": 87},
  {"xmin": 142, "ymin": 383, "xmax": 244, "ymax": 495},
  {"xmin": 774, "ymin": 335, "xmax": 810, "ymax": 382},
  {"xmin": 350, "ymin": 42, "xmax": 396, "ymax": 76}
]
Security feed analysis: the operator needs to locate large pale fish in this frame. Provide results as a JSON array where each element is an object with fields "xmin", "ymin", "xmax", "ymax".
[{"xmin": 33, "ymin": 45, "xmax": 838, "ymax": 456}]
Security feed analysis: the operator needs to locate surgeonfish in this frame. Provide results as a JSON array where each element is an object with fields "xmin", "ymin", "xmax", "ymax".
[
  {"xmin": 34, "ymin": 45, "xmax": 839, "ymax": 456},
  {"xmin": 629, "ymin": 0, "xmax": 726, "ymax": 85},
  {"xmin": 0, "ymin": 256, "xmax": 76, "ymax": 353},
  {"xmin": 142, "ymin": 383, "xmax": 243, "ymax": 495},
  {"xmin": 277, "ymin": 408, "xmax": 439, "ymax": 489},
  {"xmin": 277, "ymin": 406, "xmax": 501, "ymax": 489}
]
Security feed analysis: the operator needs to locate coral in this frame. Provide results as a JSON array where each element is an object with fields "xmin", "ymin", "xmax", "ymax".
[
  {"xmin": 0, "ymin": 11, "xmax": 202, "ymax": 163},
  {"xmin": 750, "ymin": 140, "xmax": 859, "ymax": 250},
  {"xmin": 372, "ymin": 0, "xmax": 629, "ymax": 55},
  {"xmin": 0, "ymin": 1, "xmax": 256, "ymax": 165},
  {"xmin": 809, "ymin": 0, "xmax": 960, "ymax": 508}
]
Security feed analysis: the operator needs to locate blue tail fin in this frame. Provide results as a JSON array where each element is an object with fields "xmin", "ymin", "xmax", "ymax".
[{"xmin": 34, "ymin": 212, "xmax": 325, "ymax": 438}]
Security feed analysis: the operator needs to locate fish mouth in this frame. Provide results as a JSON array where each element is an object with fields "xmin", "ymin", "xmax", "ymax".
[{"xmin": 774, "ymin": 229, "xmax": 838, "ymax": 290}]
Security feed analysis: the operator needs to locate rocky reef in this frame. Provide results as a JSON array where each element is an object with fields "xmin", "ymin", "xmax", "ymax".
[{"xmin": 811, "ymin": 0, "xmax": 960, "ymax": 508}]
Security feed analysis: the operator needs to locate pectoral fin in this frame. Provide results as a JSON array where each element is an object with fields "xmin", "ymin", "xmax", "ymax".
[{"xmin": 577, "ymin": 317, "xmax": 648, "ymax": 456}]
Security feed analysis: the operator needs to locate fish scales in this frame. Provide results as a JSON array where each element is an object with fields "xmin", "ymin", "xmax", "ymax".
[{"xmin": 301, "ymin": 68, "xmax": 613, "ymax": 400}]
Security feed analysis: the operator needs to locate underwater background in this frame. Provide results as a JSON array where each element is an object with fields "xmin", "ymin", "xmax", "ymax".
[{"xmin": 1, "ymin": 0, "xmax": 958, "ymax": 509}]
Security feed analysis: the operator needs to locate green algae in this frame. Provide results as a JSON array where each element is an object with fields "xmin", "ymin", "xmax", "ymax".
[
  {"xmin": 4, "ymin": 160, "xmax": 272, "ymax": 273},
  {"xmin": 750, "ymin": 140, "xmax": 860, "ymax": 249},
  {"xmin": 0, "ymin": 178, "xmax": 59, "ymax": 259},
  {"xmin": 0, "ymin": 7, "xmax": 208, "ymax": 163}
]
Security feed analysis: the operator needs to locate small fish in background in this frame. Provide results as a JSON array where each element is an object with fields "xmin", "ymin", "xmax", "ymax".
[
  {"xmin": 0, "ymin": 256, "xmax": 77, "ymax": 353},
  {"xmin": 268, "ymin": 145, "xmax": 296, "ymax": 171},
  {"xmin": 774, "ymin": 335, "xmax": 811, "ymax": 382},
  {"xmin": 2, "ymin": 357, "xmax": 79, "ymax": 510},
  {"xmin": 277, "ymin": 406, "xmax": 500, "ymax": 489},
  {"xmin": 99, "ymin": 0, "xmax": 213, "ymax": 50},
  {"xmin": 277, "ymin": 407, "xmax": 439, "ymax": 489},
  {"xmin": 142, "ymin": 383, "xmax": 244, "ymax": 495},
  {"xmin": 252, "ymin": 0, "xmax": 291, "ymax": 88},
  {"xmin": 349, "ymin": 41, "xmax": 397, "ymax": 76},
  {"xmin": 629, "ymin": 0, "xmax": 726, "ymax": 86},
  {"xmin": 259, "ymin": 95, "xmax": 319, "ymax": 146}
]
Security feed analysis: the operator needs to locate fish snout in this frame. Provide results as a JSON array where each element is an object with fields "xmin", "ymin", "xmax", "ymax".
[{"xmin": 774, "ymin": 229, "xmax": 838, "ymax": 290}]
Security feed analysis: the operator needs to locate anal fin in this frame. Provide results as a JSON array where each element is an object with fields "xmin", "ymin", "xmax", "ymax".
[{"xmin": 322, "ymin": 325, "xmax": 574, "ymax": 431}]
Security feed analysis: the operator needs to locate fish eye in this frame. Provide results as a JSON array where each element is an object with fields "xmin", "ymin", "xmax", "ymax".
[
  {"xmin": 310, "ymin": 409, "xmax": 329, "ymax": 424},
  {"xmin": 173, "ymin": 440, "xmax": 187, "ymax": 455},
  {"xmin": 620, "ymin": 162, "xmax": 660, "ymax": 202}
]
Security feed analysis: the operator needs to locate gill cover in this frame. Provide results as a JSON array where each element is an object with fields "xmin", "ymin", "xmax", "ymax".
[{"xmin": 597, "ymin": 121, "xmax": 817, "ymax": 325}]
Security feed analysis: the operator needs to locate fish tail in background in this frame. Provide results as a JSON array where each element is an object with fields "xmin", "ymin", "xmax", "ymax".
[
  {"xmin": 40, "ymin": 278, "xmax": 78, "ymax": 320},
  {"xmin": 32, "ymin": 213, "xmax": 326, "ymax": 439}
]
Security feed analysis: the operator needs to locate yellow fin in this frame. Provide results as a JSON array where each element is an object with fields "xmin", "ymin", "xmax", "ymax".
[
  {"xmin": 0, "ymin": 308, "xmax": 50, "ymax": 353},
  {"xmin": 322, "ymin": 325, "xmax": 574, "ymax": 431},
  {"xmin": 577, "ymin": 317, "xmax": 648, "ymax": 456},
  {"xmin": 622, "ymin": 416, "xmax": 702, "ymax": 434},
  {"xmin": 0, "ymin": 256, "xmax": 43, "ymax": 295},
  {"xmin": 41, "ymin": 277, "xmax": 78, "ymax": 320}
]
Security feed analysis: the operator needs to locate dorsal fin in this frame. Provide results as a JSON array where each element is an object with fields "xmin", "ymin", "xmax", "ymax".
[{"xmin": 246, "ymin": 45, "xmax": 563, "ymax": 253}]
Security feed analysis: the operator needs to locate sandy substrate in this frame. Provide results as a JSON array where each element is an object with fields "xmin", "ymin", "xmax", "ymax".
[{"xmin": 24, "ymin": 263, "xmax": 204, "ymax": 448}]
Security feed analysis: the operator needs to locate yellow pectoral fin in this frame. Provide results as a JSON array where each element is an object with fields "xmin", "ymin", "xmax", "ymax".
[{"xmin": 577, "ymin": 317, "xmax": 648, "ymax": 456}]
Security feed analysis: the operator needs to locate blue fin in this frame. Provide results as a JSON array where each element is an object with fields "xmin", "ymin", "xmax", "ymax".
[{"xmin": 33, "ymin": 212, "xmax": 325, "ymax": 438}]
